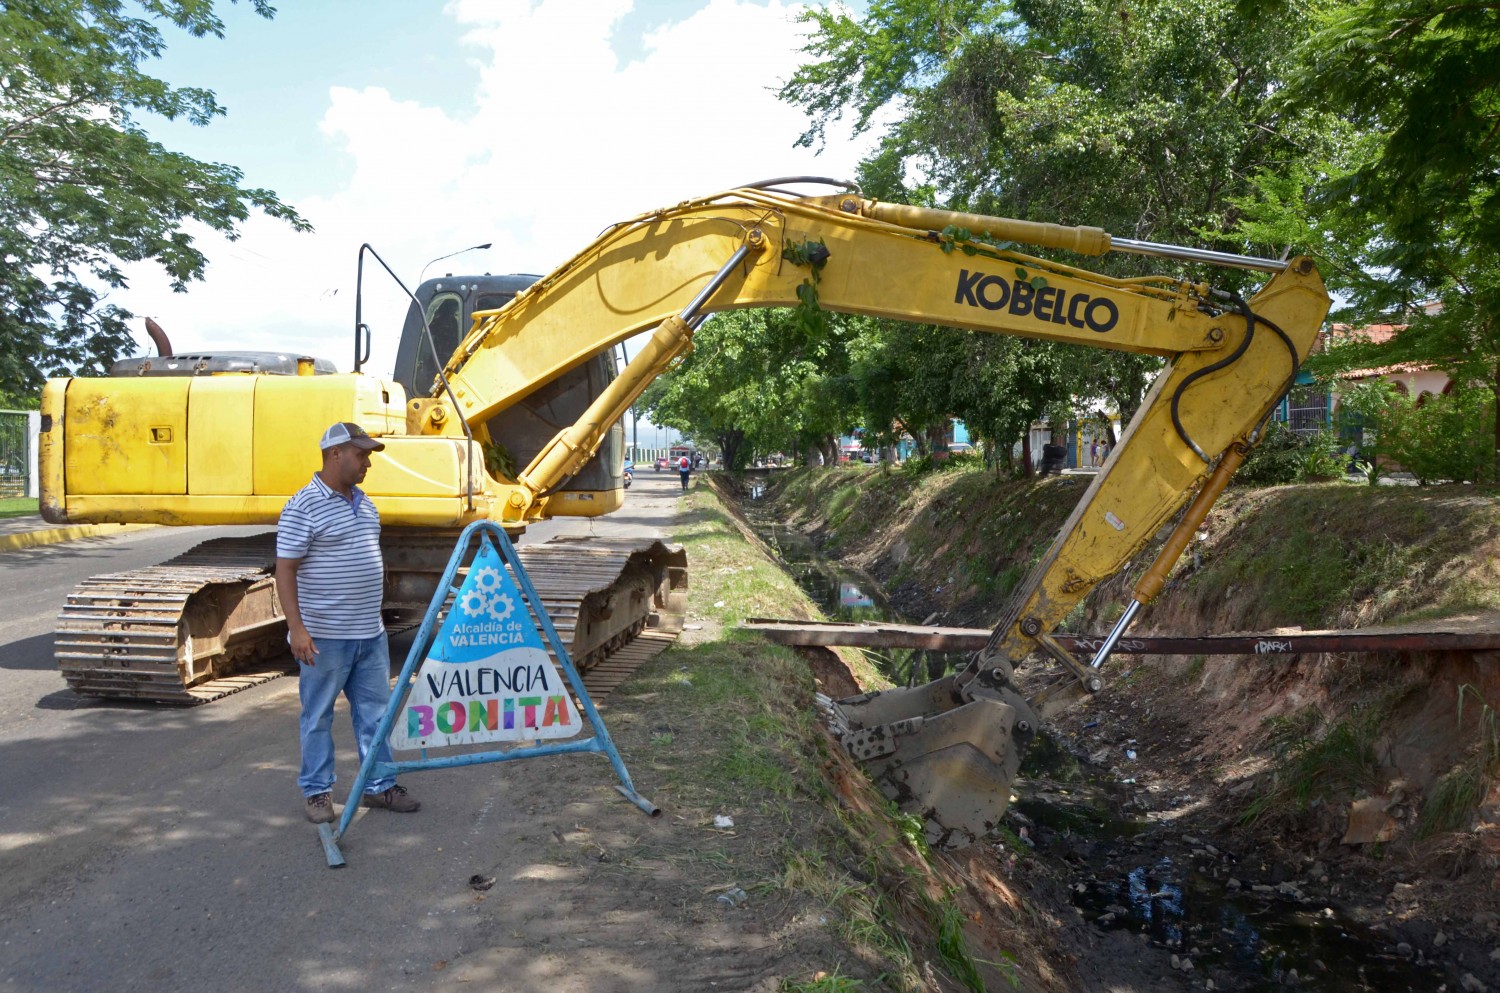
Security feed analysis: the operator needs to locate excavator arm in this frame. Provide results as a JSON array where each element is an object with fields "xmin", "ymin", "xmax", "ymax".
[{"xmin": 424, "ymin": 180, "xmax": 1328, "ymax": 844}]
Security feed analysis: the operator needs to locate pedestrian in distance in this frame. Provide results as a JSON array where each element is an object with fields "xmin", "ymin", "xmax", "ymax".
[
  {"xmin": 1089, "ymin": 439, "xmax": 1099, "ymax": 467},
  {"xmin": 275, "ymin": 421, "xmax": 420, "ymax": 825},
  {"xmin": 678, "ymin": 453, "xmax": 691, "ymax": 490}
]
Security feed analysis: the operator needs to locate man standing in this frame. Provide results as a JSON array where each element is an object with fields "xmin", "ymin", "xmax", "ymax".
[
  {"xmin": 276, "ymin": 422, "xmax": 420, "ymax": 824},
  {"xmin": 678, "ymin": 453, "xmax": 691, "ymax": 491}
]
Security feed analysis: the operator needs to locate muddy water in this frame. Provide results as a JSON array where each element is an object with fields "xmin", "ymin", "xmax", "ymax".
[
  {"xmin": 1018, "ymin": 741, "xmax": 1438, "ymax": 992},
  {"xmin": 745, "ymin": 497, "xmax": 1442, "ymax": 993}
]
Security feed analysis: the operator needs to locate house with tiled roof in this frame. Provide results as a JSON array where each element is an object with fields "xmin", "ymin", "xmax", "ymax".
[
  {"xmin": 1329, "ymin": 316, "xmax": 1453, "ymax": 402},
  {"xmin": 1269, "ymin": 303, "xmax": 1452, "ymax": 436}
]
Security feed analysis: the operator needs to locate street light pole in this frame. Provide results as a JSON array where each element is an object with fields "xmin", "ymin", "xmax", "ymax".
[{"xmin": 418, "ymin": 242, "xmax": 492, "ymax": 285}]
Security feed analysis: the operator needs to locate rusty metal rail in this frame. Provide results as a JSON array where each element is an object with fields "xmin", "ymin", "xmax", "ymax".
[{"xmin": 742, "ymin": 618, "xmax": 1500, "ymax": 655}]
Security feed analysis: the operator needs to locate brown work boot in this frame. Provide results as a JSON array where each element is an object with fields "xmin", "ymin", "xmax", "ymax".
[
  {"xmin": 305, "ymin": 792, "xmax": 335, "ymax": 824},
  {"xmin": 361, "ymin": 784, "xmax": 420, "ymax": 813}
]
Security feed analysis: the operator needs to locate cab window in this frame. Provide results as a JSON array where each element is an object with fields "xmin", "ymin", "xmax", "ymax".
[{"xmin": 413, "ymin": 293, "xmax": 464, "ymax": 395}]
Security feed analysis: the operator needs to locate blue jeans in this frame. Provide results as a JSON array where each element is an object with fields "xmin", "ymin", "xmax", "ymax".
[{"xmin": 297, "ymin": 634, "xmax": 396, "ymax": 797}]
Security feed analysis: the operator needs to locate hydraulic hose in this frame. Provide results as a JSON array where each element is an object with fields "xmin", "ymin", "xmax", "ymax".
[
  {"xmin": 1168, "ymin": 289, "xmax": 1305, "ymax": 463},
  {"xmin": 1170, "ymin": 297, "xmax": 1257, "ymax": 463}
]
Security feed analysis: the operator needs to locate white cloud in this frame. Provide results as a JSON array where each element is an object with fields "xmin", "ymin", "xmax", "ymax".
[{"xmin": 120, "ymin": 0, "xmax": 877, "ymax": 383}]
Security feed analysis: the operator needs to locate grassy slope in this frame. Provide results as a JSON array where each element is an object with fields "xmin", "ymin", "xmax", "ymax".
[
  {"xmin": 766, "ymin": 463, "xmax": 1500, "ymax": 634},
  {"xmin": 609, "ymin": 480, "xmax": 1077, "ymax": 993},
  {"xmin": 766, "ymin": 462, "xmax": 1081, "ymax": 630}
]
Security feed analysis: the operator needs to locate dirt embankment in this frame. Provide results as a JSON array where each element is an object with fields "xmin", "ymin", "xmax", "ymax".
[{"xmin": 759, "ymin": 464, "xmax": 1500, "ymax": 990}]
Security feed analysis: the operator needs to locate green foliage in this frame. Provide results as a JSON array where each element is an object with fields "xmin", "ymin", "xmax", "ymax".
[
  {"xmin": 1236, "ymin": 420, "xmax": 1300, "ymax": 485},
  {"xmin": 481, "ymin": 440, "xmax": 517, "ymax": 481},
  {"xmin": 1339, "ymin": 380, "xmax": 1496, "ymax": 485},
  {"xmin": 780, "ymin": 970, "xmax": 864, "ymax": 993},
  {"xmin": 0, "ymin": 0, "xmax": 309, "ymax": 399},
  {"xmin": 1236, "ymin": 0, "xmax": 1500, "ymax": 476},
  {"xmin": 938, "ymin": 450, "xmax": 984, "ymax": 472},
  {"xmin": 1236, "ymin": 421, "xmax": 1341, "ymax": 486},
  {"xmin": 782, "ymin": 238, "xmax": 831, "ymax": 342},
  {"xmin": 845, "ymin": 318, "xmax": 969, "ymax": 458},
  {"xmin": 1384, "ymin": 386, "xmax": 1496, "ymax": 485},
  {"xmin": 642, "ymin": 308, "xmax": 853, "ymax": 468},
  {"xmin": 1295, "ymin": 430, "xmax": 1349, "ymax": 481},
  {"xmin": 892, "ymin": 808, "xmax": 931, "ymax": 860},
  {"xmin": 786, "ymin": 0, "xmax": 1336, "ymax": 269},
  {"xmin": 0, "ymin": 390, "xmax": 40, "ymax": 411},
  {"xmin": 897, "ymin": 454, "xmax": 933, "ymax": 480},
  {"xmin": 1335, "ymin": 379, "xmax": 1400, "ymax": 485},
  {"xmin": 935, "ymin": 224, "xmax": 1018, "ymax": 266},
  {"xmin": 1420, "ymin": 685, "xmax": 1500, "ymax": 837},
  {"xmin": 1242, "ymin": 706, "xmax": 1384, "ymax": 828},
  {"xmin": 1274, "ymin": 0, "xmax": 1500, "ymax": 313},
  {"xmin": 1421, "ymin": 763, "xmax": 1489, "ymax": 838},
  {"xmin": 780, "ymin": 0, "xmax": 1340, "ymax": 461},
  {"xmin": 931, "ymin": 893, "xmax": 986, "ymax": 993}
]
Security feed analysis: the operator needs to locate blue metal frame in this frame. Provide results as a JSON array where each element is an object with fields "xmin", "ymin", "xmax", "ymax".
[{"xmin": 318, "ymin": 519, "xmax": 658, "ymax": 868}]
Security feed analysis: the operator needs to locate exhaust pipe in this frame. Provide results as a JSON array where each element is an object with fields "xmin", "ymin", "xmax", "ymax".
[{"xmin": 144, "ymin": 317, "xmax": 173, "ymax": 357}]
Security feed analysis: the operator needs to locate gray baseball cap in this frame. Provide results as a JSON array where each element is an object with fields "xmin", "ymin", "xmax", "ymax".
[{"xmin": 319, "ymin": 421, "xmax": 385, "ymax": 452}]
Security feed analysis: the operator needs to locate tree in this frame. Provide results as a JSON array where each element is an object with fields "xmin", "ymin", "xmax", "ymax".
[
  {"xmin": 846, "ymin": 318, "xmax": 966, "ymax": 457},
  {"xmin": 0, "ymin": 0, "xmax": 309, "ymax": 401},
  {"xmin": 952, "ymin": 334, "xmax": 1071, "ymax": 472},
  {"xmin": 781, "ymin": 0, "xmax": 1345, "ymax": 442},
  {"xmin": 643, "ymin": 309, "xmax": 858, "ymax": 470},
  {"xmin": 1236, "ymin": 0, "xmax": 1500, "ymax": 465}
]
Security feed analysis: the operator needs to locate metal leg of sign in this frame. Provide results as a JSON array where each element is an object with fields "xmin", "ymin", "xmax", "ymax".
[
  {"xmin": 492, "ymin": 522, "xmax": 661, "ymax": 820},
  {"xmin": 318, "ymin": 520, "xmax": 659, "ymax": 869},
  {"xmin": 317, "ymin": 822, "xmax": 346, "ymax": 868}
]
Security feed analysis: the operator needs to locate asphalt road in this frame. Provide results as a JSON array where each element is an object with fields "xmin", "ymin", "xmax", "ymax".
[{"xmin": 0, "ymin": 473, "xmax": 686, "ymax": 992}]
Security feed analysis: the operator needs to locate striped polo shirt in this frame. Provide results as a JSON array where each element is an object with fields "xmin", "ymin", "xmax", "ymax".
[{"xmin": 276, "ymin": 474, "xmax": 385, "ymax": 640}]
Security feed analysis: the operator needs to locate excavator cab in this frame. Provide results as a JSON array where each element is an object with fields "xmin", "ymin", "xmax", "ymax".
[{"xmin": 392, "ymin": 274, "xmax": 626, "ymax": 498}]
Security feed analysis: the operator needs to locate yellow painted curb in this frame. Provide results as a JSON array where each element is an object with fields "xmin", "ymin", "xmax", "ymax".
[{"xmin": 0, "ymin": 523, "xmax": 156, "ymax": 553}]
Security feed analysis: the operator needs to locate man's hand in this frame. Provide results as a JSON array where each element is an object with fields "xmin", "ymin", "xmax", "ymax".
[
  {"xmin": 290, "ymin": 625, "xmax": 319, "ymax": 666},
  {"xmin": 275, "ymin": 557, "xmax": 317, "ymax": 665}
]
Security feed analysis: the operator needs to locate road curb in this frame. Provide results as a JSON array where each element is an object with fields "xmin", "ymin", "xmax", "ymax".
[{"xmin": 0, "ymin": 523, "xmax": 156, "ymax": 553}]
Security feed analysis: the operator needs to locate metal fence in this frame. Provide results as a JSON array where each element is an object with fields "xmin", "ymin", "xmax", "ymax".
[
  {"xmin": 1283, "ymin": 386, "xmax": 1330, "ymax": 436},
  {"xmin": 0, "ymin": 410, "xmax": 31, "ymax": 497}
]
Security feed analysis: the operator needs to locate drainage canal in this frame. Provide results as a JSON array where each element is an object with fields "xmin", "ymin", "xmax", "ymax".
[{"xmin": 746, "ymin": 492, "xmax": 1446, "ymax": 993}]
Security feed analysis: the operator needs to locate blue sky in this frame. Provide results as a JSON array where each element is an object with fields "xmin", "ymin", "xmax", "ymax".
[
  {"xmin": 146, "ymin": 0, "xmax": 728, "ymax": 201},
  {"xmin": 122, "ymin": 0, "xmax": 880, "ymax": 403}
]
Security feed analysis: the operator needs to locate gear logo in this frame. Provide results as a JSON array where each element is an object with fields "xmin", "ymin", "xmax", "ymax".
[
  {"xmin": 458, "ymin": 588, "xmax": 488, "ymax": 618},
  {"xmin": 455, "ymin": 567, "xmax": 517, "ymax": 624},
  {"xmin": 486, "ymin": 592, "xmax": 515, "ymax": 623}
]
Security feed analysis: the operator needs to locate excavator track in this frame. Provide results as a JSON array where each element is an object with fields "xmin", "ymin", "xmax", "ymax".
[
  {"xmin": 56, "ymin": 535, "xmax": 288, "ymax": 703},
  {"xmin": 56, "ymin": 532, "xmax": 687, "ymax": 706}
]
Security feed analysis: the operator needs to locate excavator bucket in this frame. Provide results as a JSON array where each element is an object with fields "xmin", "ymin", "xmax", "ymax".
[{"xmin": 833, "ymin": 677, "xmax": 1037, "ymax": 848}]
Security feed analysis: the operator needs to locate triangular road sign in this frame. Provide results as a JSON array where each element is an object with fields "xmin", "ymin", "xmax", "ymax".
[{"xmin": 390, "ymin": 541, "xmax": 581, "ymax": 749}]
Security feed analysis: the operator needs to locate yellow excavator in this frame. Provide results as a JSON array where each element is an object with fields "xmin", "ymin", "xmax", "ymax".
[{"xmin": 40, "ymin": 178, "xmax": 1329, "ymax": 841}]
